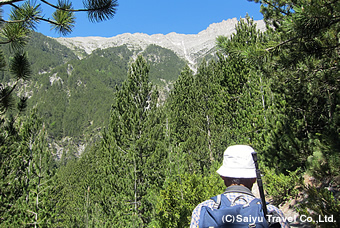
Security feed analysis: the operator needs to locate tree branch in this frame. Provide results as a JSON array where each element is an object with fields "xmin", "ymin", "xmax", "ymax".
[
  {"xmin": 0, "ymin": 18, "xmax": 27, "ymax": 24},
  {"xmin": 0, "ymin": 16, "xmax": 60, "ymax": 27},
  {"xmin": 261, "ymin": 0, "xmax": 293, "ymax": 17},
  {"xmin": 0, "ymin": 0, "xmax": 25, "ymax": 6},
  {"xmin": 0, "ymin": 80, "xmax": 18, "ymax": 102},
  {"xmin": 40, "ymin": 0, "xmax": 87, "ymax": 12},
  {"xmin": 266, "ymin": 36, "xmax": 299, "ymax": 52}
]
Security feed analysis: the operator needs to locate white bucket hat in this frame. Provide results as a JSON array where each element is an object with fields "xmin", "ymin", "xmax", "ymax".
[{"xmin": 216, "ymin": 145, "xmax": 256, "ymax": 178}]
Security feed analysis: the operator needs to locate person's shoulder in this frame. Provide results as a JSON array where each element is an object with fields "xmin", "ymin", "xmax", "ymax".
[
  {"xmin": 190, "ymin": 198, "xmax": 216, "ymax": 228},
  {"xmin": 193, "ymin": 198, "xmax": 215, "ymax": 210}
]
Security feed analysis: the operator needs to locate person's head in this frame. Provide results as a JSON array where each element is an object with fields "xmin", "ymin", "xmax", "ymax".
[{"xmin": 216, "ymin": 145, "xmax": 257, "ymax": 189}]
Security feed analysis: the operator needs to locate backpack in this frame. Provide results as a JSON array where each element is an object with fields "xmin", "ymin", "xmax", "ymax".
[{"xmin": 198, "ymin": 187, "xmax": 269, "ymax": 228}]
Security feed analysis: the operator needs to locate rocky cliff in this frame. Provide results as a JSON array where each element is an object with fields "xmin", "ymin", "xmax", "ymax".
[{"xmin": 54, "ymin": 18, "xmax": 266, "ymax": 69}]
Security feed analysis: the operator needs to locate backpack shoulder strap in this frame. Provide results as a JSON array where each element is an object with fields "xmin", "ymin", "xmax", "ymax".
[
  {"xmin": 210, "ymin": 193, "xmax": 231, "ymax": 210},
  {"xmin": 212, "ymin": 194, "xmax": 221, "ymax": 210}
]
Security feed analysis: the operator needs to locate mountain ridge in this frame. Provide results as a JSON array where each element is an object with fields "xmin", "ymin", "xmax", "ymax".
[{"xmin": 54, "ymin": 18, "xmax": 266, "ymax": 68}]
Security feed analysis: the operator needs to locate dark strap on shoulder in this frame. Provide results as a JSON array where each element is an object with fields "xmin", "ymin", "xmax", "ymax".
[{"xmin": 224, "ymin": 185, "xmax": 255, "ymax": 197}]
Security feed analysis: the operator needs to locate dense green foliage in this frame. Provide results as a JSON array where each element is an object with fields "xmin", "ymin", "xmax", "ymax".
[
  {"xmin": 0, "ymin": 110, "xmax": 58, "ymax": 227},
  {"xmin": 0, "ymin": 1, "xmax": 118, "ymax": 227},
  {"xmin": 1, "ymin": 0, "xmax": 339, "ymax": 227}
]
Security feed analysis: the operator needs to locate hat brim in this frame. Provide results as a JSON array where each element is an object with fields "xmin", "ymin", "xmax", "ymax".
[{"xmin": 216, "ymin": 166, "xmax": 256, "ymax": 178}]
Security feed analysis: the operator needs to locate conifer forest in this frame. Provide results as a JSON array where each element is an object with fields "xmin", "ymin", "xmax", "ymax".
[{"xmin": 0, "ymin": 0, "xmax": 339, "ymax": 227}]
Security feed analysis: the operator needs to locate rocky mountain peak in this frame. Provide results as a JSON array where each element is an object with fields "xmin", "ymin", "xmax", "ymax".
[{"xmin": 54, "ymin": 18, "xmax": 266, "ymax": 69}]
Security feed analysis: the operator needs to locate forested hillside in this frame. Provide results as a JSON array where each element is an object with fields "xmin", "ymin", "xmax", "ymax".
[
  {"xmin": 1, "ymin": 32, "xmax": 186, "ymax": 157},
  {"xmin": 1, "ymin": 0, "xmax": 339, "ymax": 227}
]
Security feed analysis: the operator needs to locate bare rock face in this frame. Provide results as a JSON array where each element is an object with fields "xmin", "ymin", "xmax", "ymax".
[{"xmin": 54, "ymin": 18, "xmax": 266, "ymax": 69}]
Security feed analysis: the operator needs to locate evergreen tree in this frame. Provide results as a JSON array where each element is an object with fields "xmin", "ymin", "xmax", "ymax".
[
  {"xmin": 215, "ymin": 16, "xmax": 275, "ymax": 155},
  {"xmin": 0, "ymin": 110, "xmax": 57, "ymax": 226},
  {"xmin": 21, "ymin": 114, "xmax": 57, "ymax": 227},
  {"xmin": 247, "ymin": 0, "xmax": 340, "ymax": 175},
  {"xmin": 52, "ymin": 153, "xmax": 91, "ymax": 227},
  {"xmin": 97, "ymin": 55, "xmax": 166, "ymax": 226},
  {"xmin": 192, "ymin": 60, "xmax": 226, "ymax": 163},
  {"xmin": 167, "ymin": 65, "xmax": 205, "ymax": 173}
]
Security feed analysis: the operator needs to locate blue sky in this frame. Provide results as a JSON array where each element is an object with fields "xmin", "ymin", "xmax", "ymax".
[{"xmin": 3, "ymin": 0, "xmax": 263, "ymax": 38}]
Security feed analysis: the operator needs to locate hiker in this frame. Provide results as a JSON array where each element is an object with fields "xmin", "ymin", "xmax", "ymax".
[{"xmin": 190, "ymin": 145, "xmax": 289, "ymax": 228}]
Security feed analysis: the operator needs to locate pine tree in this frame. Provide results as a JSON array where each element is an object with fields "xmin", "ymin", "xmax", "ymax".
[
  {"xmin": 247, "ymin": 0, "xmax": 340, "ymax": 175},
  {"xmin": 215, "ymin": 16, "xmax": 275, "ymax": 154},
  {"xmin": 167, "ymin": 65, "xmax": 203, "ymax": 173},
  {"xmin": 22, "ymin": 114, "xmax": 57, "ymax": 227},
  {"xmin": 0, "ymin": 110, "xmax": 57, "ymax": 226},
  {"xmin": 52, "ymin": 151, "xmax": 94, "ymax": 227},
  {"xmin": 97, "ymin": 55, "xmax": 166, "ymax": 226},
  {"xmin": 166, "ymin": 63, "xmax": 220, "ymax": 174},
  {"xmin": 192, "ymin": 60, "xmax": 227, "ymax": 163}
]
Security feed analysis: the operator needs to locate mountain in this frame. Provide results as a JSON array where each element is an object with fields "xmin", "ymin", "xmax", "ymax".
[
  {"xmin": 2, "ymin": 18, "xmax": 266, "ymax": 158},
  {"xmin": 24, "ymin": 41, "xmax": 186, "ymax": 158},
  {"xmin": 54, "ymin": 18, "xmax": 266, "ymax": 70}
]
